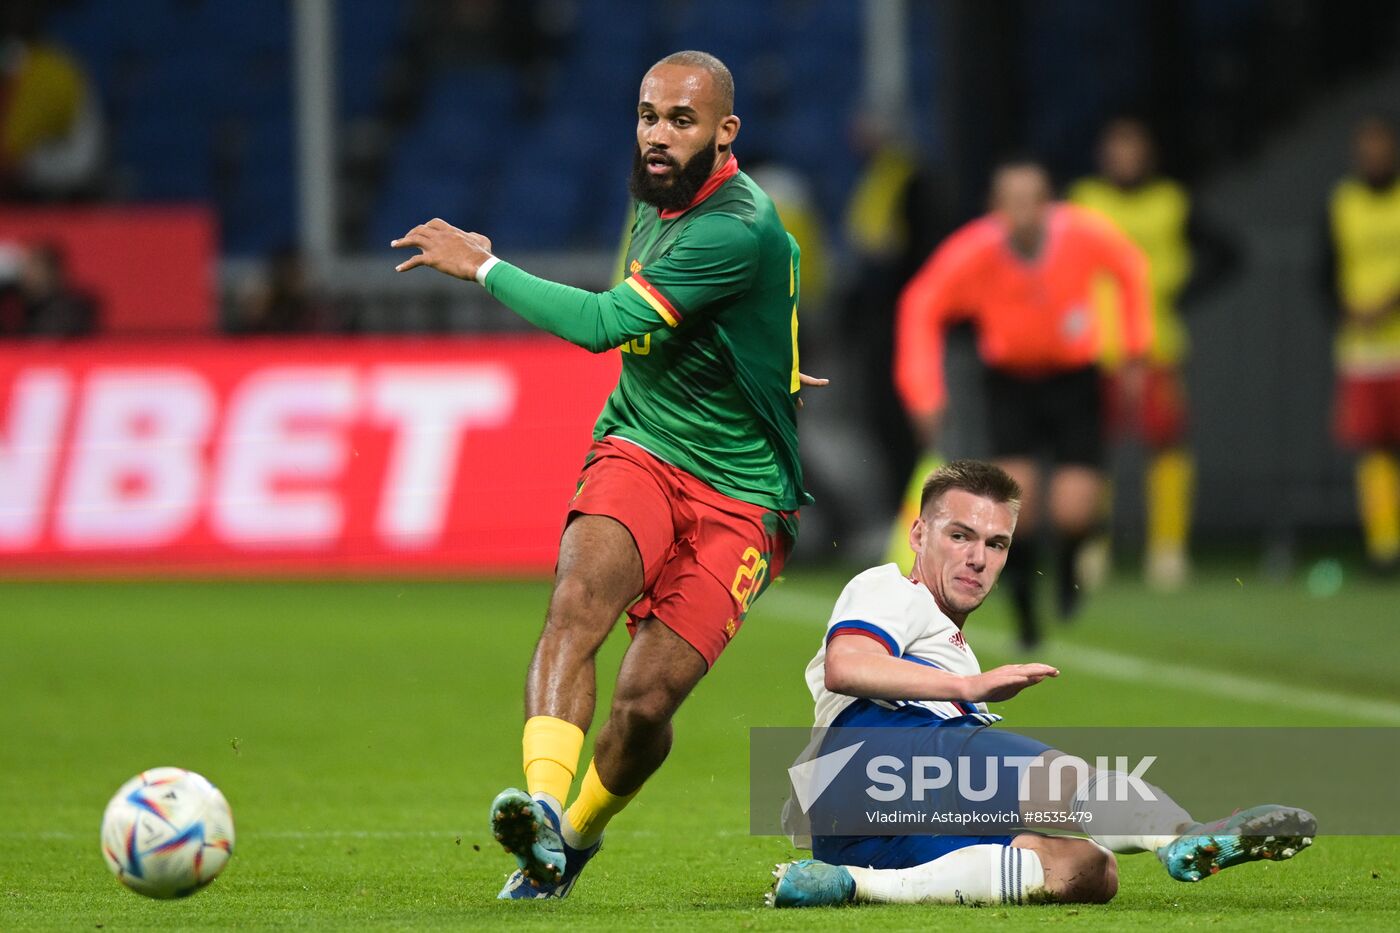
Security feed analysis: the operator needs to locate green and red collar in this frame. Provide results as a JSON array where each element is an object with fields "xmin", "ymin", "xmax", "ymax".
[{"xmin": 659, "ymin": 153, "xmax": 740, "ymax": 219}]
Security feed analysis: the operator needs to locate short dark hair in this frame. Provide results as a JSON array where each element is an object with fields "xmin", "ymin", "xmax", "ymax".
[
  {"xmin": 652, "ymin": 50, "xmax": 735, "ymax": 114},
  {"xmin": 988, "ymin": 155, "xmax": 1054, "ymax": 199},
  {"xmin": 1102, "ymin": 114, "xmax": 1154, "ymax": 143},
  {"xmin": 991, "ymin": 153, "xmax": 1050, "ymax": 180},
  {"xmin": 919, "ymin": 459, "xmax": 1022, "ymax": 515}
]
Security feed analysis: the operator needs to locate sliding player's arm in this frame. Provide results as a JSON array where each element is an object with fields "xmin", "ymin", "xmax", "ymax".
[
  {"xmin": 825, "ymin": 634, "xmax": 1058, "ymax": 703},
  {"xmin": 392, "ymin": 214, "xmax": 757, "ymax": 352}
]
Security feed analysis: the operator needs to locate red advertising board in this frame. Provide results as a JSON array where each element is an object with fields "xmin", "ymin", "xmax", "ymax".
[
  {"xmin": 0, "ymin": 337, "xmax": 619, "ymax": 574},
  {"xmin": 0, "ymin": 206, "xmax": 215, "ymax": 334}
]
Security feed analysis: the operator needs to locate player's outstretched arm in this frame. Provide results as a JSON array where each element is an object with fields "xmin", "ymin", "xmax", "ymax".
[
  {"xmin": 393, "ymin": 218, "xmax": 624, "ymax": 351},
  {"xmin": 392, "ymin": 213, "xmax": 759, "ymax": 354},
  {"xmin": 825, "ymin": 634, "xmax": 1057, "ymax": 703}
]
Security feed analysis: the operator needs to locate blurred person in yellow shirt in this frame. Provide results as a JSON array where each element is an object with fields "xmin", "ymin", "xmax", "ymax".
[
  {"xmin": 0, "ymin": 2, "xmax": 104, "ymax": 200},
  {"xmin": 747, "ymin": 161, "xmax": 830, "ymax": 315},
  {"xmin": 1070, "ymin": 118, "xmax": 1236, "ymax": 590},
  {"xmin": 1325, "ymin": 115, "xmax": 1400, "ymax": 575}
]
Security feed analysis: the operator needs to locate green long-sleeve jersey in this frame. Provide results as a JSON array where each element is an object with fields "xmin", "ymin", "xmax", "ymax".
[{"xmin": 480, "ymin": 159, "xmax": 809, "ymax": 513}]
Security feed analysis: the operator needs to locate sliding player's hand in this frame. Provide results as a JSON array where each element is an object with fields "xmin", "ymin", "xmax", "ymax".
[
  {"xmin": 392, "ymin": 218, "xmax": 493, "ymax": 280},
  {"xmin": 965, "ymin": 663, "xmax": 1059, "ymax": 702}
]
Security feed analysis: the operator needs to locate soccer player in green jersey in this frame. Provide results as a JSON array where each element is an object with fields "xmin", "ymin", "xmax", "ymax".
[{"xmin": 392, "ymin": 50, "xmax": 816, "ymax": 900}]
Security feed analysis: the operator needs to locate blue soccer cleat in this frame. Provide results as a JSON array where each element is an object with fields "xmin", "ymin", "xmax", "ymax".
[
  {"xmin": 1157, "ymin": 804, "xmax": 1316, "ymax": 882},
  {"xmin": 497, "ymin": 868, "xmax": 555, "ymax": 900},
  {"xmin": 766, "ymin": 859, "xmax": 856, "ymax": 908},
  {"xmin": 492, "ymin": 789, "xmax": 602, "ymax": 900},
  {"xmin": 491, "ymin": 789, "xmax": 564, "ymax": 889},
  {"xmin": 497, "ymin": 837, "xmax": 601, "ymax": 900}
]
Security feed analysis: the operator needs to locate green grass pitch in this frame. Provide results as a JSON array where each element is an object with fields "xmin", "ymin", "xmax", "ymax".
[{"xmin": 2, "ymin": 563, "xmax": 1397, "ymax": 929}]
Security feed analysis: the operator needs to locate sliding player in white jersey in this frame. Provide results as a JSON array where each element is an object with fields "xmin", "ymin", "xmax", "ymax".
[{"xmin": 769, "ymin": 460, "xmax": 1314, "ymax": 908}]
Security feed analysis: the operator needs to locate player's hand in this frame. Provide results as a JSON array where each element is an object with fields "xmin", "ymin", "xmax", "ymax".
[
  {"xmin": 795, "ymin": 372, "xmax": 829, "ymax": 410},
  {"xmin": 964, "ymin": 663, "xmax": 1059, "ymax": 702},
  {"xmin": 391, "ymin": 219, "xmax": 493, "ymax": 280}
]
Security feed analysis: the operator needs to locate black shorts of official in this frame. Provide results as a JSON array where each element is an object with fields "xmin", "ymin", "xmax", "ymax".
[{"xmin": 983, "ymin": 365, "xmax": 1104, "ymax": 467}]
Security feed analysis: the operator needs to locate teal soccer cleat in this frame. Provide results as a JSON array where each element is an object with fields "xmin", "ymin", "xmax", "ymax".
[
  {"xmin": 496, "ymin": 838, "xmax": 600, "ymax": 901},
  {"xmin": 491, "ymin": 788, "xmax": 564, "ymax": 890},
  {"xmin": 1157, "ymin": 804, "xmax": 1316, "ymax": 882},
  {"xmin": 766, "ymin": 859, "xmax": 857, "ymax": 908},
  {"xmin": 492, "ymin": 789, "xmax": 601, "ymax": 900}
]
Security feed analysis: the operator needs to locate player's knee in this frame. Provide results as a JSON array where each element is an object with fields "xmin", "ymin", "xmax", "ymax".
[
  {"xmin": 1037, "ymin": 840, "xmax": 1117, "ymax": 904},
  {"xmin": 1047, "ymin": 490, "xmax": 1097, "ymax": 529},
  {"xmin": 1096, "ymin": 850, "xmax": 1119, "ymax": 903},
  {"xmin": 1075, "ymin": 844, "xmax": 1118, "ymax": 903},
  {"xmin": 1051, "ymin": 508, "xmax": 1098, "ymax": 539},
  {"xmin": 547, "ymin": 575, "xmax": 619, "ymax": 630},
  {"xmin": 1062, "ymin": 845, "xmax": 1117, "ymax": 904},
  {"xmin": 1048, "ymin": 473, "xmax": 1102, "ymax": 529}
]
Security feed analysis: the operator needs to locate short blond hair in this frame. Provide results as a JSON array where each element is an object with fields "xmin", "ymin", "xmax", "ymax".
[{"xmin": 919, "ymin": 459, "xmax": 1022, "ymax": 514}]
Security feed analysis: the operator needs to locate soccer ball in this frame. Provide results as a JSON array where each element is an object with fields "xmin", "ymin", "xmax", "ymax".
[{"xmin": 100, "ymin": 767, "xmax": 235, "ymax": 898}]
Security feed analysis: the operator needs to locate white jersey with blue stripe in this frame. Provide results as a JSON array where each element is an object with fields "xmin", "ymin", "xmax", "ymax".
[{"xmin": 805, "ymin": 563, "xmax": 1002, "ymax": 728}]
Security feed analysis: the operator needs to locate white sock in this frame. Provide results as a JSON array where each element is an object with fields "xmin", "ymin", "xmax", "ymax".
[
  {"xmin": 1071, "ymin": 771, "xmax": 1194, "ymax": 854},
  {"xmin": 847, "ymin": 844, "xmax": 1046, "ymax": 905},
  {"xmin": 531, "ymin": 792, "xmax": 562, "ymax": 824},
  {"xmin": 559, "ymin": 811, "xmax": 597, "ymax": 850}
]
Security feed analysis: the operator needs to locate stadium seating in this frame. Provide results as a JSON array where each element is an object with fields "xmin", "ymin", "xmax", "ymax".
[
  {"xmin": 48, "ymin": 0, "xmax": 396, "ymax": 255},
  {"xmin": 45, "ymin": 0, "xmax": 1289, "ymax": 258}
]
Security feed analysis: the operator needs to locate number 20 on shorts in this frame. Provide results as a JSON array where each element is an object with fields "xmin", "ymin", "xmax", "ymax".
[{"xmin": 730, "ymin": 547, "xmax": 769, "ymax": 616}]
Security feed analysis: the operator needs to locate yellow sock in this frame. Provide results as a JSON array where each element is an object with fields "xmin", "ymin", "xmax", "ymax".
[
  {"xmin": 1357, "ymin": 451, "xmax": 1400, "ymax": 564},
  {"xmin": 1147, "ymin": 448, "xmax": 1194, "ymax": 554},
  {"xmin": 564, "ymin": 759, "xmax": 639, "ymax": 847},
  {"xmin": 522, "ymin": 716, "xmax": 584, "ymax": 808}
]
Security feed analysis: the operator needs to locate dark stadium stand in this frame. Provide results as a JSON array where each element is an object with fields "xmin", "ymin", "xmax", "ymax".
[
  {"xmin": 44, "ymin": 1, "xmax": 879, "ymax": 255},
  {"xmin": 47, "ymin": 0, "xmax": 300, "ymax": 253},
  {"xmin": 37, "ymin": 0, "xmax": 1398, "ymax": 259}
]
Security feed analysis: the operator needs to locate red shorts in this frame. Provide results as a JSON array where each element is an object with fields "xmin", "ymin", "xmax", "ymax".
[
  {"xmin": 1335, "ymin": 372, "xmax": 1400, "ymax": 449},
  {"xmin": 566, "ymin": 437, "xmax": 797, "ymax": 668},
  {"xmin": 1104, "ymin": 365, "xmax": 1188, "ymax": 448}
]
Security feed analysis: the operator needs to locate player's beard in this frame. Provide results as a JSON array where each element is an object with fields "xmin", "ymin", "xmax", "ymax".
[{"xmin": 629, "ymin": 137, "xmax": 720, "ymax": 212}]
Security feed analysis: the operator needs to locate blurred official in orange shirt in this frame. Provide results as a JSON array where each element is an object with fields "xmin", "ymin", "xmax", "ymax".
[{"xmin": 895, "ymin": 159, "xmax": 1152, "ymax": 648}]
